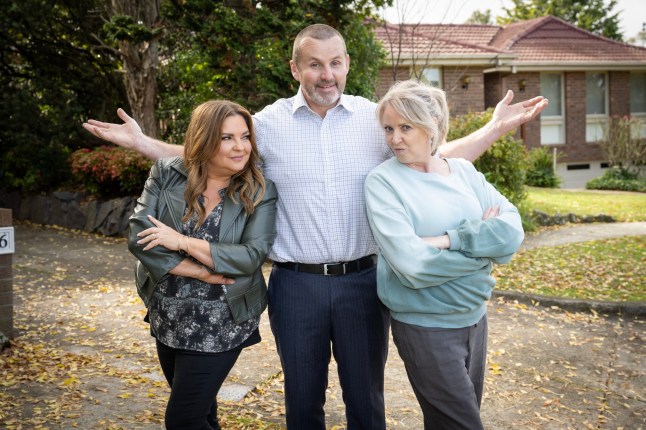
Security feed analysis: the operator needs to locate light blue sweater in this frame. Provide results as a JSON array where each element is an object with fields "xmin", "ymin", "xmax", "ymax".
[{"xmin": 364, "ymin": 157, "xmax": 524, "ymax": 328}]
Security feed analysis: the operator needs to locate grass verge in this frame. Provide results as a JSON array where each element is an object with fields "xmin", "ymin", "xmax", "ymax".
[
  {"xmin": 494, "ymin": 235, "xmax": 645, "ymax": 302},
  {"xmin": 526, "ymin": 187, "xmax": 646, "ymax": 222}
]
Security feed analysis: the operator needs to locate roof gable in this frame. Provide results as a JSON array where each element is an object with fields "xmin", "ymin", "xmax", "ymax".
[
  {"xmin": 375, "ymin": 16, "xmax": 646, "ymax": 68},
  {"xmin": 375, "ymin": 23, "xmax": 508, "ymax": 64}
]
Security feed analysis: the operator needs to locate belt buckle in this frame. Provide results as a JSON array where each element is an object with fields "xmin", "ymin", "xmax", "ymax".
[{"xmin": 323, "ymin": 262, "xmax": 346, "ymax": 276}]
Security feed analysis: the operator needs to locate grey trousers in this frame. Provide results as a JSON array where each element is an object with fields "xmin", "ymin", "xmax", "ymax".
[{"xmin": 391, "ymin": 315, "xmax": 487, "ymax": 430}]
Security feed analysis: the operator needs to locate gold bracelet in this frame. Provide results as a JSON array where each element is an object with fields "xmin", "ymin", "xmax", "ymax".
[
  {"xmin": 177, "ymin": 235, "xmax": 184, "ymax": 252},
  {"xmin": 184, "ymin": 235, "xmax": 190, "ymax": 255}
]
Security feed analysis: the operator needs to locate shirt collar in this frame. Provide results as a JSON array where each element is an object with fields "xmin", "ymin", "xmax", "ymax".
[{"xmin": 292, "ymin": 87, "xmax": 354, "ymax": 116}]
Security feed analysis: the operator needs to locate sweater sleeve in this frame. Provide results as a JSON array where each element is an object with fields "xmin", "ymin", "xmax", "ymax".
[
  {"xmin": 365, "ymin": 171, "xmax": 490, "ymax": 289},
  {"xmin": 445, "ymin": 161, "xmax": 524, "ymax": 264}
]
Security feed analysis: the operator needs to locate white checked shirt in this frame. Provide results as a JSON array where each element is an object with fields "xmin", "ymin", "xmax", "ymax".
[{"xmin": 253, "ymin": 88, "xmax": 392, "ymax": 264}]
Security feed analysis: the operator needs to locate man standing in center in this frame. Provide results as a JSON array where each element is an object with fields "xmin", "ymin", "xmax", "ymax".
[
  {"xmin": 84, "ymin": 24, "xmax": 546, "ymax": 430},
  {"xmin": 258, "ymin": 26, "xmax": 394, "ymax": 430}
]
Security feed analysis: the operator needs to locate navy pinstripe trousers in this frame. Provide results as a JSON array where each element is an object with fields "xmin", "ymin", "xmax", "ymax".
[{"xmin": 268, "ymin": 264, "xmax": 390, "ymax": 430}]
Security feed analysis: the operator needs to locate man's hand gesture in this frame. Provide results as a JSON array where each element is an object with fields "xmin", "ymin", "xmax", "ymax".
[
  {"xmin": 492, "ymin": 90, "xmax": 548, "ymax": 136},
  {"xmin": 83, "ymin": 108, "xmax": 143, "ymax": 152}
]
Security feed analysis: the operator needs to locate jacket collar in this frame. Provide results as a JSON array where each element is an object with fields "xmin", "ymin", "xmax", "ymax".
[{"xmin": 163, "ymin": 159, "xmax": 245, "ymax": 235}]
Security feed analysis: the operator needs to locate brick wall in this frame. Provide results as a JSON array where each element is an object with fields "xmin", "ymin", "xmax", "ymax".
[
  {"xmin": 443, "ymin": 67, "xmax": 486, "ymax": 115},
  {"xmin": 513, "ymin": 72, "xmax": 541, "ymax": 149},
  {"xmin": 609, "ymin": 71, "xmax": 631, "ymax": 117},
  {"xmin": 563, "ymin": 72, "xmax": 604, "ymax": 162},
  {"xmin": 376, "ymin": 66, "xmax": 487, "ymax": 115},
  {"xmin": 484, "ymin": 73, "xmax": 503, "ymax": 109},
  {"xmin": 376, "ymin": 66, "xmax": 411, "ymax": 99}
]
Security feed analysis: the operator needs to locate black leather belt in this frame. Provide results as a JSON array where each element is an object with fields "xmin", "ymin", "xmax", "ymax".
[{"xmin": 274, "ymin": 255, "xmax": 376, "ymax": 276}]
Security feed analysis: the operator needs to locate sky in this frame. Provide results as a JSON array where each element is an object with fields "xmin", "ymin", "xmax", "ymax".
[{"xmin": 380, "ymin": 0, "xmax": 644, "ymax": 40}]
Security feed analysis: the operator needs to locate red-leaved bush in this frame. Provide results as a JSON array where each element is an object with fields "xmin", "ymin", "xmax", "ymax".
[{"xmin": 70, "ymin": 146, "xmax": 152, "ymax": 198}]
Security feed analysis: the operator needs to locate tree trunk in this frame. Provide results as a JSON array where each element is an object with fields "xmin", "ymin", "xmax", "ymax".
[{"xmin": 111, "ymin": 0, "xmax": 161, "ymax": 138}]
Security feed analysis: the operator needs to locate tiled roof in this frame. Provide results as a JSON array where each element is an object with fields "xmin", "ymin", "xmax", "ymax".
[
  {"xmin": 492, "ymin": 16, "xmax": 646, "ymax": 63},
  {"xmin": 410, "ymin": 24, "xmax": 501, "ymax": 47},
  {"xmin": 375, "ymin": 23, "xmax": 507, "ymax": 61},
  {"xmin": 375, "ymin": 16, "xmax": 646, "ymax": 66}
]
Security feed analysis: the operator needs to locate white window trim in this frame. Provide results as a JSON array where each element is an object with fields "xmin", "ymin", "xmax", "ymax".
[
  {"xmin": 414, "ymin": 67, "xmax": 443, "ymax": 88},
  {"xmin": 586, "ymin": 72, "xmax": 609, "ymax": 143},
  {"xmin": 630, "ymin": 72, "xmax": 646, "ymax": 115},
  {"xmin": 541, "ymin": 73, "xmax": 565, "ymax": 145}
]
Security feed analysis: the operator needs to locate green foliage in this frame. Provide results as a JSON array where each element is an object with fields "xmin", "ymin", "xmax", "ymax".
[
  {"xmin": 586, "ymin": 167, "xmax": 646, "ymax": 192},
  {"xmin": 526, "ymin": 186, "xmax": 646, "ymax": 222},
  {"xmin": 0, "ymin": 0, "xmax": 128, "ymax": 194},
  {"xmin": 498, "ymin": 0, "xmax": 623, "ymax": 41},
  {"xmin": 447, "ymin": 109, "xmax": 528, "ymax": 206},
  {"xmin": 465, "ymin": 9, "xmax": 493, "ymax": 25},
  {"xmin": 525, "ymin": 147, "xmax": 561, "ymax": 188},
  {"xmin": 157, "ymin": 49, "xmax": 221, "ymax": 145},
  {"xmin": 103, "ymin": 14, "xmax": 162, "ymax": 43},
  {"xmin": 157, "ymin": 0, "xmax": 388, "ymax": 143},
  {"xmin": 2, "ymin": 0, "xmax": 389, "ymax": 195},
  {"xmin": 69, "ymin": 146, "xmax": 152, "ymax": 198}
]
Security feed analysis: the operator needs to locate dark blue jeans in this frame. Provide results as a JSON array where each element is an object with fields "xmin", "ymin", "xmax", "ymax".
[{"xmin": 268, "ymin": 264, "xmax": 390, "ymax": 430}]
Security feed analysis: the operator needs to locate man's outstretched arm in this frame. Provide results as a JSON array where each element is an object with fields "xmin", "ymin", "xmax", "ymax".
[
  {"xmin": 441, "ymin": 90, "xmax": 548, "ymax": 162},
  {"xmin": 83, "ymin": 108, "xmax": 181, "ymax": 161}
]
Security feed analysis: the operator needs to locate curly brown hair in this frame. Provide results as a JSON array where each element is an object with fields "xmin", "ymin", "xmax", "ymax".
[{"xmin": 182, "ymin": 100, "xmax": 265, "ymax": 226}]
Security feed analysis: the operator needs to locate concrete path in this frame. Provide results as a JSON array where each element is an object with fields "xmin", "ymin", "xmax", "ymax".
[
  {"xmin": 521, "ymin": 221, "xmax": 646, "ymax": 250},
  {"xmin": 1, "ymin": 222, "xmax": 644, "ymax": 429}
]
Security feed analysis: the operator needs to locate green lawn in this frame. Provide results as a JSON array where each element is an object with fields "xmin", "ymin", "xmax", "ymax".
[
  {"xmin": 494, "ymin": 236, "xmax": 645, "ymax": 302},
  {"xmin": 526, "ymin": 186, "xmax": 646, "ymax": 222},
  {"xmin": 497, "ymin": 188, "xmax": 646, "ymax": 302}
]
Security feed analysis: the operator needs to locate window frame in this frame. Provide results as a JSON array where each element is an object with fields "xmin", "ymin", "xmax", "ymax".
[
  {"xmin": 585, "ymin": 72, "xmax": 609, "ymax": 143},
  {"xmin": 415, "ymin": 67, "xmax": 442, "ymax": 88},
  {"xmin": 630, "ymin": 72, "xmax": 646, "ymax": 138},
  {"xmin": 540, "ymin": 72, "xmax": 565, "ymax": 145}
]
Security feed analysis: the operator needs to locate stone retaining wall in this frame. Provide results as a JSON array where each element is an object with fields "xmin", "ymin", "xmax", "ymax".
[
  {"xmin": 0, "ymin": 190, "xmax": 616, "ymax": 237},
  {"xmin": 0, "ymin": 190, "xmax": 136, "ymax": 237},
  {"xmin": 531, "ymin": 210, "xmax": 615, "ymax": 226}
]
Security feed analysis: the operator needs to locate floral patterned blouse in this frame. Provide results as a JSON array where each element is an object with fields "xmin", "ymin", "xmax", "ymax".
[{"xmin": 148, "ymin": 188, "xmax": 260, "ymax": 353}]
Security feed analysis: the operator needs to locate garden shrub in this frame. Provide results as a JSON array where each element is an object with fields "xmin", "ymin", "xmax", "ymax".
[
  {"xmin": 599, "ymin": 116, "xmax": 646, "ymax": 176},
  {"xmin": 586, "ymin": 167, "xmax": 646, "ymax": 192},
  {"xmin": 447, "ymin": 108, "xmax": 528, "ymax": 206},
  {"xmin": 525, "ymin": 147, "xmax": 561, "ymax": 188},
  {"xmin": 70, "ymin": 146, "xmax": 152, "ymax": 198}
]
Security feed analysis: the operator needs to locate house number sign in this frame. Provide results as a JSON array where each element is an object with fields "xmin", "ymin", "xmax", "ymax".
[{"xmin": 0, "ymin": 226, "xmax": 14, "ymax": 255}]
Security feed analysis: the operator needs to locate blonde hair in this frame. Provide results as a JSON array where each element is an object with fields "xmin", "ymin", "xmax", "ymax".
[
  {"xmin": 182, "ymin": 100, "xmax": 265, "ymax": 226},
  {"xmin": 292, "ymin": 24, "xmax": 347, "ymax": 65},
  {"xmin": 377, "ymin": 80, "xmax": 450, "ymax": 155}
]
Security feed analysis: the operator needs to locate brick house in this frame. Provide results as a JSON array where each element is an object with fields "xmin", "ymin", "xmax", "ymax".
[{"xmin": 375, "ymin": 16, "xmax": 646, "ymax": 188}]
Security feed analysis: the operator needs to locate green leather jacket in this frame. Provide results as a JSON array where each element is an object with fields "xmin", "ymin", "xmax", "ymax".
[{"xmin": 127, "ymin": 157, "xmax": 277, "ymax": 324}]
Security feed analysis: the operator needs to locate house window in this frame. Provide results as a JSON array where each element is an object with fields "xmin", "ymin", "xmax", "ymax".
[
  {"xmin": 540, "ymin": 73, "xmax": 564, "ymax": 145},
  {"xmin": 631, "ymin": 72, "xmax": 646, "ymax": 113},
  {"xmin": 419, "ymin": 67, "xmax": 442, "ymax": 88},
  {"xmin": 586, "ymin": 72, "xmax": 608, "ymax": 142},
  {"xmin": 630, "ymin": 72, "xmax": 646, "ymax": 137}
]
